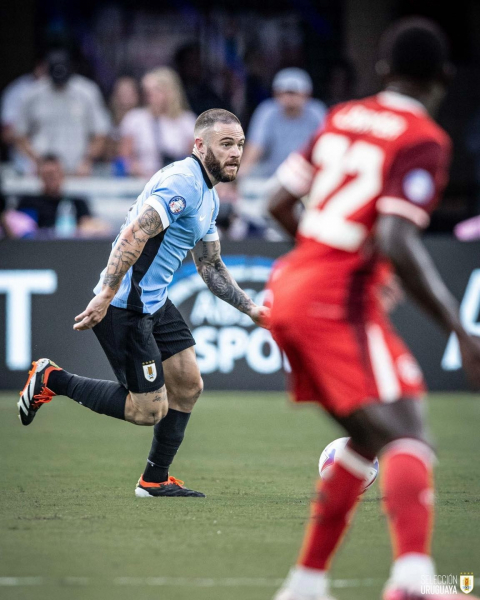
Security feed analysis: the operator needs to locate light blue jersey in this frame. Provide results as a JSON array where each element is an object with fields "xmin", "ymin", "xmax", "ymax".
[{"xmin": 94, "ymin": 156, "xmax": 219, "ymax": 314}]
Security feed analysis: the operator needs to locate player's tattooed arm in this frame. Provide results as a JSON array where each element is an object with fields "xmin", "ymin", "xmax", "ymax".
[
  {"xmin": 102, "ymin": 205, "xmax": 165, "ymax": 294},
  {"xmin": 191, "ymin": 240, "xmax": 255, "ymax": 314},
  {"xmin": 191, "ymin": 240, "xmax": 270, "ymax": 328},
  {"xmin": 73, "ymin": 204, "xmax": 165, "ymax": 332}
]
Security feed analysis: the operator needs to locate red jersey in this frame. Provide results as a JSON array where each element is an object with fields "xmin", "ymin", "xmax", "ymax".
[
  {"xmin": 268, "ymin": 92, "xmax": 450, "ymax": 413},
  {"xmin": 273, "ymin": 91, "xmax": 451, "ymax": 316}
]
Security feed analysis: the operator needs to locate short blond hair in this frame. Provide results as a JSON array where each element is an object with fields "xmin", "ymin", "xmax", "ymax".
[
  {"xmin": 194, "ymin": 109, "xmax": 241, "ymax": 137},
  {"xmin": 143, "ymin": 67, "xmax": 190, "ymax": 118}
]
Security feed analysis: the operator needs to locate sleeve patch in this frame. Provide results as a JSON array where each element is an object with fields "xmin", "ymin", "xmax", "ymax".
[
  {"xmin": 402, "ymin": 169, "xmax": 435, "ymax": 205},
  {"xmin": 168, "ymin": 196, "xmax": 186, "ymax": 215}
]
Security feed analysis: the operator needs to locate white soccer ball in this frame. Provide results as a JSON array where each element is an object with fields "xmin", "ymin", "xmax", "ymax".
[{"xmin": 318, "ymin": 437, "xmax": 379, "ymax": 492}]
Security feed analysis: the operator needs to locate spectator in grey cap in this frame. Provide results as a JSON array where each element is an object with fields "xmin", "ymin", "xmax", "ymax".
[{"xmin": 240, "ymin": 68, "xmax": 326, "ymax": 178}]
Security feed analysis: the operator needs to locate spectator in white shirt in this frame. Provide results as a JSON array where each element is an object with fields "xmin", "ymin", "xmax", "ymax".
[
  {"xmin": 118, "ymin": 67, "xmax": 196, "ymax": 178},
  {"xmin": 14, "ymin": 49, "xmax": 110, "ymax": 176},
  {"xmin": 1, "ymin": 58, "xmax": 47, "ymax": 145},
  {"xmin": 1, "ymin": 57, "xmax": 47, "ymax": 172}
]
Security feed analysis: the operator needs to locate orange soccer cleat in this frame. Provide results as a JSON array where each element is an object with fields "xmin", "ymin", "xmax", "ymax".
[
  {"xmin": 135, "ymin": 475, "xmax": 205, "ymax": 497},
  {"xmin": 18, "ymin": 358, "xmax": 62, "ymax": 426}
]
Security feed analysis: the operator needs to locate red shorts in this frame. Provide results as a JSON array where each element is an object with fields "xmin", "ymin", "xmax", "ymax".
[{"xmin": 271, "ymin": 313, "xmax": 426, "ymax": 417}]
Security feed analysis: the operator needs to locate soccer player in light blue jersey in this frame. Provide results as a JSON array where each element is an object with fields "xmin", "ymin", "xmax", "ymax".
[{"xmin": 19, "ymin": 109, "xmax": 269, "ymax": 497}]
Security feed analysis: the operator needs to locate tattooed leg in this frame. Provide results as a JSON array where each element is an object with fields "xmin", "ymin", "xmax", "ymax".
[{"xmin": 126, "ymin": 386, "xmax": 168, "ymax": 426}]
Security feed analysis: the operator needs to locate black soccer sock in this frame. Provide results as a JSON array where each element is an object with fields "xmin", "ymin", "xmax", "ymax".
[
  {"xmin": 48, "ymin": 370, "xmax": 127, "ymax": 421},
  {"xmin": 143, "ymin": 409, "xmax": 191, "ymax": 483}
]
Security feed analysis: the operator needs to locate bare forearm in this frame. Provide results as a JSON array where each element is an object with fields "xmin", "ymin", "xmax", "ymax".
[
  {"xmin": 394, "ymin": 242, "xmax": 463, "ymax": 335},
  {"xmin": 192, "ymin": 239, "xmax": 255, "ymax": 314},
  {"xmin": 268, "ymin": 184, "xmax": 300, "ymax": 238},
  {"xmin": 102, "ymin": 234, "xmax": 143, "ymax": 295},
  {"xmin": 16, "ymin": 136, "xmax": 38, "ymax": 163},
  {"xmin": 102, "ymin": 205, "xmax": 163, "ymax": 296},
  {"xmin": 378, "ymin": 217, "xmax": 465, "ymax": 338},
  {"xmin": 2, "ymin": 124, "xmax": 15, "ymax": 145},
  {"xmin": 199, "ymin": 258, "xmax": 254, "ymax": 314},
  {"xmin": 88, "ymin": 135, "xmax": 106, "ymax": 160}
]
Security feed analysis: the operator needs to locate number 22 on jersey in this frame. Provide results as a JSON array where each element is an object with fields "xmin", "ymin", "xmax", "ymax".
[{"xmin": 298, "ymin": 132, "xmax": 385, "ymax": 252}]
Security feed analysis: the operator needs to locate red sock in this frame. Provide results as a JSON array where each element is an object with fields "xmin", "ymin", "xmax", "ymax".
[
  {"xmin": 381, "ymin": 439, "xmax": 435, "ymax": 559},
  {"xmin": 298, "ymin": 446, "xmax": 372, "ymax": 571}
]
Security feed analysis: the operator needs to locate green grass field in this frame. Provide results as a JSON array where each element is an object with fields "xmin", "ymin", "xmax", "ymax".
[{"xmin": 1, "ymin": 391, "xmax": 479, "ymax": 600}]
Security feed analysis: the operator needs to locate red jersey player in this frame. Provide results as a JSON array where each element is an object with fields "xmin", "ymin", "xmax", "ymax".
[{"xmin": 267, "ymin": 17, "xmax": 480, "ymax": 600}]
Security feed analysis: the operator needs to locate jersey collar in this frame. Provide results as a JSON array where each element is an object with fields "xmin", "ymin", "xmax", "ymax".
[
  {"xmin": 191, "ymin": 154, "xmax": 213, "ymax": 189},
  {"xmin": 377, "ymin": 91, "xmax": 427, "ymax": 115}
]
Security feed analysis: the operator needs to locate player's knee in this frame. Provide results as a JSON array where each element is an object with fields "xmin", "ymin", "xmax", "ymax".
[
  {"xmin": 134, "ymin": 401, "xmax": 167, "ymax": 425},
  {"xmin": 151, "ymin": 399, "xmax": 168, "ymax": 424},
  {"xmin": 128, "ymin": 389, "xmax": 168, "ymax": 425},
  {"xmin": 184, "ymin": 375, "xmax": 204, "ymax": 407},
  {"xmin": 169, "ymin": 375, "xmax": 203, "ymax": 411},
  {"xmin": 191, "ymin": 376, "xmax": 204, "ymax": 401}
]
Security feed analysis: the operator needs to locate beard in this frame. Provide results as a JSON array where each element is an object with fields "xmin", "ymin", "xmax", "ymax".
[{"xmin": 204, "ymin": 147, "xmax": 239, "ymax": 183}]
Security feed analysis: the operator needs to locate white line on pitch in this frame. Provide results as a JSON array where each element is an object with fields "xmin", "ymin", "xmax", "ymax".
[
  {"xmin": 0, "ymin": 576, "xmax": 382, "ymax": 588},
  {"xmin": 115, "ymin": 577, "xmax": 285, "ymax": 587},
  {"xmin": 0, "ymin": 578, "xmax": 44, "ymax": 586}
]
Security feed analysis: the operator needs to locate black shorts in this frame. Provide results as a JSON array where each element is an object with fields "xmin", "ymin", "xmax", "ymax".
[{"xmin": 93, "ymin": 298, "xmax": 195, "ymax": 393}]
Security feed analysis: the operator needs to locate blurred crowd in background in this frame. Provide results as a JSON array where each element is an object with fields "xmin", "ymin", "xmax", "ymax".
[{"xmin": 1, "ymin": 1, "xmax": 480, "ymax": 241}]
